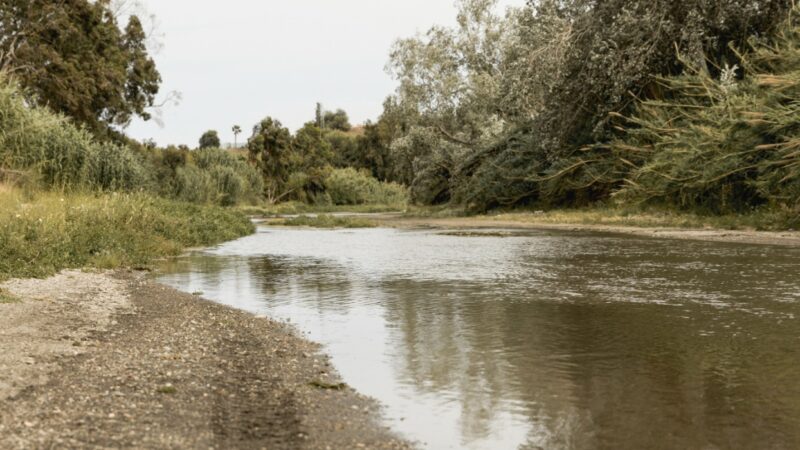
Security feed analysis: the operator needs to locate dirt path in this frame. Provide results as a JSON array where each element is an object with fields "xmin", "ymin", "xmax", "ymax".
[
  {"xmin": 0, "ymin": 270, "xmax": 410, "ymax": 449},
  {"xmin": 371, "ymin": 215, "xmax": 800, "ymax": 247}
]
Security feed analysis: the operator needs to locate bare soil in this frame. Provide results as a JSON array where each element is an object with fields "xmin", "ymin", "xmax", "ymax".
[{"xmin": 0, "ymin": 270, "xmax": 410, "ymax": 450}]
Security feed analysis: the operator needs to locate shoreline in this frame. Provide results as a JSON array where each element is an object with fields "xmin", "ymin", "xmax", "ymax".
[
  {"xmin": 0, "ymin": 270, "xmax": 410, "ymax": 449},
  {"xmin": 260, "ymin": 211, "xmax": 800, "ymax": 247},
  {"xmin": 371, "ymin": 215, "xmax": 800, "ymax": 247}
]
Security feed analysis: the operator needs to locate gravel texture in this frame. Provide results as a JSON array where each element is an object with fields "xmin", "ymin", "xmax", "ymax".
[{"xmin": 0, "ymin": 270, "xmax": 411, "ymax": 450}]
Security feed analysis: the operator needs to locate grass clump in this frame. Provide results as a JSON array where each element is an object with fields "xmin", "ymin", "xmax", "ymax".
[
  {"xmin": 274, "ymin": 214, "xmax": 377, "ymax": 228},
  {"xmin": 308, "ymin": 380, "xmax": 348, "ymax": 390},
  {"xmin": 0, "ymin": 288, "xmax": 19, "ymax": 304},
  {"xmin": 0, "ymin": 186, "xmax": 254, "ymax": 280},
  {"xmin": 156, "ymin": 384, "xmax": 177, "ymax": 394}
]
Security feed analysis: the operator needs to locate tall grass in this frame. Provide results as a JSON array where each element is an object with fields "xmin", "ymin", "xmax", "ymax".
[
  {"xmin": 606, "ymin": 9, "xmax": 800, "ymax": 227},
  {"xmin": 323, "ymin": 167, "xmax": 408, "ymax": 207},
  {"xmin": 0, "ymin": 186, "xmax": 254, "ymax": 280},
  {"xmin": 0, "ymin": 78, "xmax": 152, "ymax": 191},
  {"xmin": 0, "ymin": 76, "xmax": 262, "ymax": 207},
  {"xmin": 170, "ymin": 148, "xmax": 263, "ymax": 206}
]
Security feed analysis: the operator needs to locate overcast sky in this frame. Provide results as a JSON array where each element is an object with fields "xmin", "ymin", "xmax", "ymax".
[{"xmin": 124, "ymin": 0, "xmax": 522, "ymax": 147}]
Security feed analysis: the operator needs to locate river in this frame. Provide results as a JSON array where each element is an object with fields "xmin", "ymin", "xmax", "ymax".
[{"xmin": 156, "ymin": 225, "xmax": 800, "ymax": 449}]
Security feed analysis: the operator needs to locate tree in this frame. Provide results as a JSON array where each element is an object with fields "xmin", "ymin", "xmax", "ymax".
[
  {"xmin": 457, "ymin": 0, "xmax": 794, "ymax": 210},
  {"xmin": 293, "ymin": 123, "xmax": 335, "ymax": 170},
  {"xmin": 247, "ymin": 117, "xmax": 294, "ymax": 203},
  {"xmin": 315, "ymin": 103, "xmax": 324, "ymax": 128},
  {"xmin": 385, "ymin": 0, "xmax": 508, "ymax": 203},
  {"xmin": 199, "ymin": 130, "xmax": 221, "ymax": 149},
  {"xmin": 323, "ymin": 109, "xmax": 351, "ymax": 131},
  {"xmin": 232, "ymin": 125, "xmax": 242, "ymax": 148},
  {"xmin": 0, "ymin": 0, "xmax": 162, "ymax": 137}
]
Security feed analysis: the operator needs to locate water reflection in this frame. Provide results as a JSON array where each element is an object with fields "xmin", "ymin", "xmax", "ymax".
[{"xmin": 158, "ymin": 227, "xmax": 800, "ymax": 449}]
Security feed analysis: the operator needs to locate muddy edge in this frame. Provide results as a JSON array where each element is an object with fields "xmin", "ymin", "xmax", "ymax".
[{"xmin": 0, "ymin": 270, "xmax": 412, "ymax": 450}]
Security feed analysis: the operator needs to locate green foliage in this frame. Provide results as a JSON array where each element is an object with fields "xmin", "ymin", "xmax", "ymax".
[
  {"xmin": 322, "ymin": 109, "xmax": 352, "ymax": 131},
  {"xmin": 380, "ymin": 0, "xmax": 794, "ymax": 216},
  {"xmin": 198, "ymin": 130, "xmax": 221, "ymax": 149},
  {"xmin": 0, "ymin": 76, "xmax": 152, "ymax": 191},
  {"xmin": 351, "ymin": 122, "xmax": 394, "ymax": 181},
  {"xmin": 0, "ymin": 76, "xmax": 261, "ymax": 208},
  {"xmin": 294, "ymin": 123, "xmax": 335, "ymax": 169},
  {"xmin": 172, "ymin": 148, "xmax": 263, "ymax": 206},
  {"xmin": 248, "ymin": 117, "xmax": 294, "ymax": 202},
  {"xmin": 0, "ymin": 188, "xmax": 254, "ymax": 280},
  {"xmin": 385, "ymin": 0, "xmax": 508, "ymax": 202},
  {"xmin": 323, "ymin": 168, "xmax": 408, "ymax": 207},
  {"xmin": 608, "ymin": 11, "xmax": 800, "ymax": 222},
  {"xmin": 276, "ymin": 214, "xmax": 377, "ymax": 228},
  {"xmin": 232, "ymin": 125, "xmax": 243, "ymax": 147},
  {"xmin": 0, "ymin": 0, "xmax": 161, "ymax": 136}
]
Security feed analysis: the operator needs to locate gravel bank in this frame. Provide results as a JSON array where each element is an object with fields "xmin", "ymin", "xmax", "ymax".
[{"xmin": 0, "ymin": 270, "xmax": 410, "ymax": 449}]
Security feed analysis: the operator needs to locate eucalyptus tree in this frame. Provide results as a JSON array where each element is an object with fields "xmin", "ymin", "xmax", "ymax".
[{"xmin": 386, "ymin": 0, "xmax": 511, "ymax": 203}]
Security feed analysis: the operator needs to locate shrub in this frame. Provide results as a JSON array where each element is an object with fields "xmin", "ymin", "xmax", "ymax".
[
  {"xmin": 172, "ymin": 165, "xmax": 216, "ymax": 204},
  {"xmin": 171, "ymin": 148, "xmax": 263, "ymax": 206},
  {"xmin": 323, "ymin": 167, "xmax": 408, "ymax": 206}
]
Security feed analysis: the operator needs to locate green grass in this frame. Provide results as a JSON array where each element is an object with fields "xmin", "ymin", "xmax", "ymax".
[
  {"xmin": 157, "ymin": 385, "xmax": 177, "ymax": 394},
  {"xmin": 485, "ymin": 207, "xmax": 795, "ymax": 231},
  {"xmin": 400, "ymin": 203, "xmax": 798, "ymax": 231},
  {"xmin": 308, "ymin": 380, "xmax": 348, "ymax": 390},
  {"xmin": 0, "ymin": 186, "xmax": 255, "ymax": 280},
  {"xmin": 239, "ymin": 201, "xmax": 405, "ymax": 217},
  {"xmin": 272, "ymin": 214, "xmax": 377, "ymax": 228}
]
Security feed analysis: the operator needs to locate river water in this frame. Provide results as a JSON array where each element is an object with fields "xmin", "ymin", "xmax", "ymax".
[{"xmin": 156, "ymin": 226, "xmax": 800, "ymax": 449}]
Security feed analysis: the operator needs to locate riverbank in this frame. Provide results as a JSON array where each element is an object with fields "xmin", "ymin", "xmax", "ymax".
[
  {"xmin": 372, "ymin": 214, "xmax": 800, "ymax": 247},
  {"xmin": 0, "ymin": 188, "xmax": 254, "ymax": 280},
  {"xmin": 0, "ymin": 270, "xmax": 410, "ymax": 449},
  {"xmin": 258, "ymin": 208, "xmax": 800, "ymax": 247}
]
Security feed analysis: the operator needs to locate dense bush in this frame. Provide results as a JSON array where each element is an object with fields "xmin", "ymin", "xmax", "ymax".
[
  {"xmin": 170, "ymin": 148, "xmax": 263, "ymax": 206},
  {"xmin": 608, "ymin": 11, "xmax": 800, "ymax": 222},
  {"xmin": 323, "ymin": 168, "xmax": 408, "ymax": 207}
]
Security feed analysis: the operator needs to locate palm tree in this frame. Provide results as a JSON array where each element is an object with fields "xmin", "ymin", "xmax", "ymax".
[{"xmin": 232, "ymin": 125, "xmax": 242, "ymax": 148}]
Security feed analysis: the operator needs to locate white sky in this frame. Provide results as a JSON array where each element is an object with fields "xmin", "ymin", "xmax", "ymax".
[{"xmin": 124, "ymin": 0, "xmax": 523, "ymax": 147}]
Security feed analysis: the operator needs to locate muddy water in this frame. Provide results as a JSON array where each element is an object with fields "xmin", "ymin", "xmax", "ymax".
[{"xmin": 157, "ymin": 226, "xmax": 800, "ymax": 449}]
